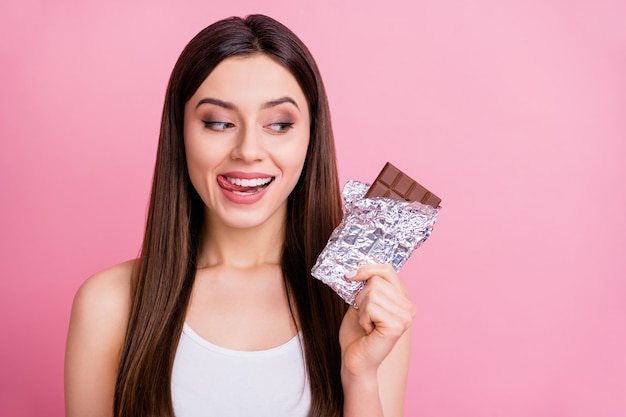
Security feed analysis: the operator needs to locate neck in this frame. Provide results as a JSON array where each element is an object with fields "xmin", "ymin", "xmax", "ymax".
[{"xmin": 198, "ymin": 208, "xmax": 285, "ymax": 270}]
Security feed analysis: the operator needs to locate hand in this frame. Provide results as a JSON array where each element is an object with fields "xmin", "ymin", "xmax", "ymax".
[{"xmin": 339, "ymin": 263, "xmax": 416, "ymax": 378}]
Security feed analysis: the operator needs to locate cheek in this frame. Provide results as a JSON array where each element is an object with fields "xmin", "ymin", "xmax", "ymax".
[
  {"xmin": 288, "ymin": 124, "xmax": 310, "ymax": 159},
  {"xmin": 184, "ymin": 127, "xmax": 223, "ymax": 170},
  {"xmin": 184, "ymin": 136, "xmax": 218, "ymax": 190},
  {"xmin": 294, "ymin": 133, "xmax": 311, "ymax": 168},
  {"xmin": 284, "ymin": 140, "xmax": 310, "ymax": 185},
  {"xmin": 184, "ymin": 139, "xmax": 202, "ymax": 175},
  {"xmin": 184, "ymin": 150, "xmax": 205, "ymax": 196},
  {"xmin": 274, "ymin": 136, "xmax": 309, "ymax": 172}
]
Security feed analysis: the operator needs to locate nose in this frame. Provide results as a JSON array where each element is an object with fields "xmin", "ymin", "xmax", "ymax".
[{"xmin": 230, "ymin": 125, "xmax": 267, "ymax": 162}]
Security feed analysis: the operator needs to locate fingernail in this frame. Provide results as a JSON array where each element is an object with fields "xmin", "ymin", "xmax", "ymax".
[{"xmin": 345, "ymin": 269, "xmax": 357, "ymax": 279}]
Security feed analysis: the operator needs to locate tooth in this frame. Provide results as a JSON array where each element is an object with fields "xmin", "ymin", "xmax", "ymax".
[{"xmin": 227, "ymin": 177, "xmax": 271, "ymax": 187}]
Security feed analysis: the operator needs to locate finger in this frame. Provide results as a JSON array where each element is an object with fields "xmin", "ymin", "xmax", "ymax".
[
  {"xmin": 352, "ymin": 270, "xmax": 411, "ymax": 305},
  {"xmin": 346, "ymin": 263, "xmax": 401, "ymax": 285},
  {"xmin": 359, "ymin": 285, "xmax": 415, "ymax": 324},
  {"xmin": 354, "ymin": 279, "xmax": 416, "ymax": 335},
  {"xmin": 362, "ymin": 276, "xmax": 415, "ymax": 314},
  {"xmin": 355, "ymin": 291, "xmax": 414, "ymax": 344}
]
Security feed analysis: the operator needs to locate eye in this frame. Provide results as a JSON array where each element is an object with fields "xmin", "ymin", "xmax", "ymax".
[
  {"xmin": 203, "ymin": 121, "xmax": 235, "ymax": 131},
  {"xmin": 267, "ymin": 122, "xmax": 294, "ymax": 133}
]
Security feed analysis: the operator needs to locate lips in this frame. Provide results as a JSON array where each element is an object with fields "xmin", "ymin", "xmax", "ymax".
[{"xmin": 217, "ymin": 174, "xmax": 274, "ymax": 195}]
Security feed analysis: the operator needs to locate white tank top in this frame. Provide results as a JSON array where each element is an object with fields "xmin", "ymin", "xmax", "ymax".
[{"xmin": 171, "ymin": 323, "xmax": 311, "ymax": 417}]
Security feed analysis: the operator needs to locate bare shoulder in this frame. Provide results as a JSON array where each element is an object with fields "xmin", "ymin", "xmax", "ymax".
[
  {"xmin": 68, "ymin": 259, "xmax": 137, "ymax": 353},
  {"xmin": 65, "ymin": 259, "xmax": 136, "ymax": 417},
  {"xmin": 72, "ymin": 259, "xmax": 135, "ymax": 322},
  {"xmin": 67, "ymin": 258, "xmax": 136, "ymax": 358}
]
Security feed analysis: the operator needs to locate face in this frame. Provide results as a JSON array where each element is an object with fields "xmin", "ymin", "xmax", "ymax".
[{"xmin": 183, "ymin": 54, "xmax": 310, "ymax": 231}]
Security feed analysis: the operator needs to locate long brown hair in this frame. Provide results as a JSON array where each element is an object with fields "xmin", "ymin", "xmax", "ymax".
[{"xmin": 114, "ymin": 15, "xmax": 347, "ymax": 417}]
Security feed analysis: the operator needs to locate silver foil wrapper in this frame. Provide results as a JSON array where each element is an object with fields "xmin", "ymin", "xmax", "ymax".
[{"xmin": 311, "ymin": 180, "xmax": 440, "ymax": 306}]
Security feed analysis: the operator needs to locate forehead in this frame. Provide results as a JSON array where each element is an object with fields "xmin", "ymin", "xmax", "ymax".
[{"xmin": 189, "ymin": 54, "xmax": 308, "ymax": 112}]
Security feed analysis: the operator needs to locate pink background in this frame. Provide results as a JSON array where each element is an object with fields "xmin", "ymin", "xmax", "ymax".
[{"xmin": 1, "ymin": 0, "xmax": 625, "ymax": 416}]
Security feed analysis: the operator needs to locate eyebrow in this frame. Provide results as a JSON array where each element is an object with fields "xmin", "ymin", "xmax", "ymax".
[
  {"xmin": 195, "ymin": 96, "xmax": 300, "ymax": 111},
  {"xmin": 262, "ymin": 97, "xmax": 300, "ymax": 110}
]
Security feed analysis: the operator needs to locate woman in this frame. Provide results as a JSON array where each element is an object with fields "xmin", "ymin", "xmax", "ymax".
[{"xmin": 65, "ymin": 14, "xmax": 415, "ymax": 417}]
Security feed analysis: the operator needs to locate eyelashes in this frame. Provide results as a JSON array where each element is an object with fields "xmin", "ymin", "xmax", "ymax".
[
  {"xmin": 201, "ymin": 120, "xmax": 294, "ymax": 133},
  {"xmin": 202, "ymin": 121, "xmax": 235, "ymax": 131},
  {"xmin": 267, "ymin": 122, "xmax": 294, "ymax": 133}
]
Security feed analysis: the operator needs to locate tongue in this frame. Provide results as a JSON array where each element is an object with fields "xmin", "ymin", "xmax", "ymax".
[{"xmin": 218, "ymin": 175, "xmax": 266, "ymax": 192}]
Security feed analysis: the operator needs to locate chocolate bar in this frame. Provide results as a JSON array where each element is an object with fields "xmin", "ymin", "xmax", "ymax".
[
  {"xmin": 311, "ymin": 176, "xmax": 441, "ymax": 306},
  {"xmin": 364, "ymin": 162, "xmax": 441, "ymax": 208}
]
